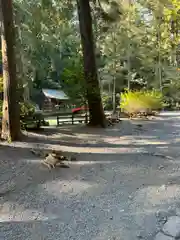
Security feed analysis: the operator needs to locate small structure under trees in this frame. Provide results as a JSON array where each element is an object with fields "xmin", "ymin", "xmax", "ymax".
[{"xmin": 42, "ymin": 89, "xmax": 70, "ymax": 111}]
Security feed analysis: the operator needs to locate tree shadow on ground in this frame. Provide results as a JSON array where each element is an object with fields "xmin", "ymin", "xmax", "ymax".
[
  {"xmin": 1, "ymin": 144, "xmax": 180, "ymax": 240},
  {"xmin": 10, "ymin": 122, "xmax": 180, "ymax": 157},
  {"xmin": 22, "ymin": 112, "xmax": 180, "ymax": 141},
  {"xmin": 1, "ymin": 113, "xmax": 180, "ymax": 239}
]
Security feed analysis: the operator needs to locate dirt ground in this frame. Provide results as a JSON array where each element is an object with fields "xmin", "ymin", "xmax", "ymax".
[{"xmin": 1, "ymin": 112, "xmax": 180, "ymax": 239}]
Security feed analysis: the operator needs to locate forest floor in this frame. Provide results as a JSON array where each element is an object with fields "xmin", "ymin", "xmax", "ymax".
[{"xmin": 1, "ymin": 112, "xmax": 180, "ymax": 239}]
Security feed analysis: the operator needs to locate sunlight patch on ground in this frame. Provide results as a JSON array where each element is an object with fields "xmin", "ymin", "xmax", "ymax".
[
  {"xmin": 24, "ymin": 159, "xmax": 118, "ymax": 165},
  {"xmin": 103, "ymin": 137, "xmax": 169, "ymax": 145},
  {"xmin": 70, "ymin": 160, "xmax": 117, "ymax": 165},
  {"xmin": 172, "ymin": 138, "xmax": 180, "ymax": 143},
  {"xmin": 157, "ymin": 146, "xmax": 169, "ymax": 149},
  {"xmin": 135, "ymin": 185, "xmax": 180, "ymax": 206},
  {"xmin": 172, "ymin": 124, "xmax": 180, "ymax": 128},
  {"xmin": 0, "ymin": 210, "xmax": 59, "ymax": 222},
  {"xmin": 41, "ymin": 180, "xmax": 96, "ymax": 197},
  {"xmin": 134, "ymin": 140, "xmax": 169, "ymax": 145},
  {"xmin": 75, "ymin": 133, "xmax": 102, "ymax": 138},
  {"xmin": 0, "ymin": 202, "xmax": 45, "ymax": 222},
  {"xmin": 24, "ymin": 159, "xmax": 42, "ymax": 164},
  {"xmin": 0, "ymin": 141, "xmax": 145, "ymax": 154}
]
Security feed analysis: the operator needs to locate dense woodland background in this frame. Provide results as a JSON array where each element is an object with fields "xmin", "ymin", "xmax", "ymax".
[{"xmin": 0, "ymin": 0, "xmax": 180, "ymax": 140}]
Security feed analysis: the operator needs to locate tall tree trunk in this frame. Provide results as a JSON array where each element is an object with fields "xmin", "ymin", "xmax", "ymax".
[
  {"xmin": 177, "ymin": 44, "xmax": 180, "ymax": 67},
  {"xmin": 76, "ymin": 0, "xmax": 106, "ymax": 127},
  {"xmin": 170, "ymin": 20, "xmax": 177, "ymax": 67},
  {"xmin": 0, "ymin": 0, "xmax": 20, "ymax": 141}
]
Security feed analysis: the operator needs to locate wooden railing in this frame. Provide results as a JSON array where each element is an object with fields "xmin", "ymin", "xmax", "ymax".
[{"xmin": 57, "ymin": 113, "xmax": 89, "ymax": 125}]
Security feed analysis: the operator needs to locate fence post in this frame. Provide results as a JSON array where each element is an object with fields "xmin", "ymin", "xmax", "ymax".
[
  {"xmin": 72, "ymin": 114, "xmax": 74, "ymax": 124},
  {"xmin": 85, "ymin": 113, "xmax": 88, "ymax": 123}
]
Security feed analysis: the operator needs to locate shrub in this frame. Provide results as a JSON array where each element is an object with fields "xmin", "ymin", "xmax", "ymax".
[
  {"xmin": 20, "ymin": 101, "xmax": 36, "ymax": 118},
  {"xmin": 20, "ymin": 102, "xmax": 44, "ymax": 130},
  {"xmin": 120, "ymin": 90, "xmax": 163, "ymax": 116},
  {"xmin": 0, "ymin": 101, "xmax": 41, "ymax": 130},
  {"xmin": 0, "ymin": 101, "xmax": 36, "ymax": 119},
  {"xmin": 102, "ymin": 93, "xmax": 120, "ymax": 110},
  {"xmin": 61, "ymin": 63, "xmax": 87, "ymax": 103},
  {"xmin": 102, "ymin": 94, "xmax": 113, "ymax": 110}
]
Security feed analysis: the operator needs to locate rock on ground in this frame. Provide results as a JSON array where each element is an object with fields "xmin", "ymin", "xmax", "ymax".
[
  {"xmin": 162, "ymin": 216, "xmax": 180, "ymax": 238},
  {"xmin": 154, "ymin": 232, "xmax": 174, "ymax": 240}
]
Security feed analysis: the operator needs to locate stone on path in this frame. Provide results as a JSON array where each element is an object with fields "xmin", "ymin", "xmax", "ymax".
[
  {"xmin": 162, "ymin": 216, "xmax": 180, "ymax": 238},
  {"xmin": 154, "ymin": 232, "xmax": 174, "ymax": 240}
]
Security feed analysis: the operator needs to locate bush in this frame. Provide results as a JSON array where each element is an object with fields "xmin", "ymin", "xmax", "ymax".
[
  {"xmin": 120, "ymin": 90, "xmax": 163, "ymax": 116},
  {"xmin": 20, "ymin": 102, "xmax": 44, "ymax": 130},
  {"xmin": 102, "ymin": 95, "xmax": 113, "ymax": 110},
  {"xmin": 20, "ymin": 101, "xmax": 36, "ymax": 118},
  {"xmin": 102, "ymin": 93, "xmax": 120, "ymax": 111},
  {"xmin": 61, "ymin": 62, "xmax": 87, "ymax": 103},
  {"xmin": 0, "ymin": 101, "xmax": 36, "ymax": 119},
  {"xmin": 0, "ymin": 101, "xmax": 43, "ymax": 130}
]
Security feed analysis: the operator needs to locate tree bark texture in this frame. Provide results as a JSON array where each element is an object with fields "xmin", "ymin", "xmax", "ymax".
[
  {"xmin": 76, "ymin": 0, "xmax": 106, "ymax": 127},
  {"xmin": 0, "ymin": 0, "xmax": 20, "ymax": 141}
]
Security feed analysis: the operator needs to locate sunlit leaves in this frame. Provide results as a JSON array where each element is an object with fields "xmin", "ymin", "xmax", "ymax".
[{"xmin": 14, "ymin": 0, "xmax": 80, "ymax": 90}]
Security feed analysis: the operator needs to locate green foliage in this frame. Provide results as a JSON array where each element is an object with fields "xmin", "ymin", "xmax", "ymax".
[
  {"xmin": 120, "ymin": 90, "xmax": 163, "ymax": 115},
  {"xmin": 19, "ymin": 101, "xmax": 35, "ymax": 118},
  {"xmin": 61, "ymin": 62, "xmax": 87, "ymax": 103},
  {"xmin": 0, "ymin": 100, "xmax": 3, "ymax": 117},
  {"xmin": 97, "ymin": 0, "xmax": 180, "ymax": 95},
  {"xmin": 19, "ymin": 101, "xmax": 44, "ymax": 130},
  {"xmin": 102, "ymin": 92, "xmax": 119, "ymax": 110},
  {"xmin": 102, "ymin": 94, "xmax": 113, "ymax": 110},
  {"xmin": 0, "ymin": 101, "xmax": 36, "ymax": 121},
  {"xmin": 12, "ymin": 0, "xmax": 180, "ymax": 109},
  {"xmin": 0, "ymin": 77, "xmax": 3, "ymax": 92},
  {"xmin": 14, "ymin": 0, "xmax": 80, "ymax": 93},
  {"xmin": 0, "ymin": 77, "xmax": 36, "ymax": 119}
]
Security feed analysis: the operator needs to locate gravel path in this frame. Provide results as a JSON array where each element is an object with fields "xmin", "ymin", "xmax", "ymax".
[{"xmin": 1, "ymin": 111, "xmax": 180, "ymax": 240}]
